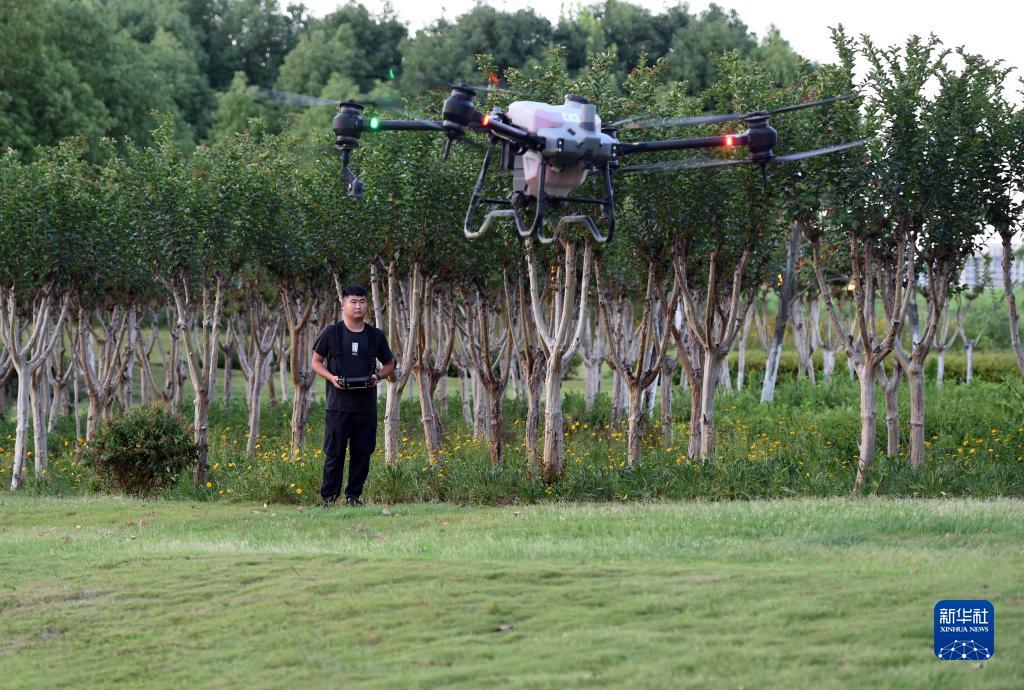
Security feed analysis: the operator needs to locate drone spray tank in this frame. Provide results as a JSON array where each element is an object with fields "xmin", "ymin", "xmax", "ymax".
[{"xmin": 506, "ymin": 95, "xmax": 615, "ymax": 198}]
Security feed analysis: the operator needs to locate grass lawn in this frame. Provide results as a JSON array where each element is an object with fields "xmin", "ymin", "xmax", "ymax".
[{"xmin": 1, "ymin": 496, "xmax": 1022, "ymax": 689}]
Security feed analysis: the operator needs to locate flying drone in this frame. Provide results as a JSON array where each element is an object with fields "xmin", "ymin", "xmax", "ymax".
[{"xmin": 329, "ymin": 84, "xmax": 867, "ymax": 244}]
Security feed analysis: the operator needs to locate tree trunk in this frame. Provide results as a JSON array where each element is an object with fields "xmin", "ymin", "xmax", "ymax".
[
  {"xmin": 193, "ymin": 389, "xmax": 211, "ymax": 484},
  {"xmin": 1001, "ymin": 232, "xmax": 1024, "ymax": 375},
  {"xmin": 459, "ymin": 368, "xmax": 472, "ymax": 425},
  {"xmin": 73, "ymin": 373, "xmax": 81, "ymax": 441},
  {"xmin": 907, "ymin": 361, "xmax": 926, "ymax": 470},
  {"xmin": 415, "ymin": 366, "xmax": 443, "ymax": 463},
  {"xmin": 584, "ymin": 359, "xmax": 601, "ymax": 412},
  {"xmin": 29, "ymin": 369, "xmax": 48, "ymax": 480},
  {"xmin": 965, "ymin": 341, "xmax": 975, "ymax": 382},
  {"xmin": 717, "ymin": 357, "xmax": 732, "ymax": 392},
  {"xmin": 687, "ymin": 381, "xmax": 701, "ymax": 459},
  {"xmin": 854, "ymin": 364, "xmax": 878, "ymax": 495},
  {"xmin": 879, "ymin": 364, "xmax": 901, "ymax": 457},
  {"xmin": 383, "ymin": 378, "xmax": 405, "ymax": 465},
  {"xmin": 47, "ymin": 380, "xmax": 63, "ymax": 434},
  {"xmin": 222, "ymin": 346, "xmax": 233, "ymax": 404},
  {"xmin": 822, "ymin": 349, "xmax": 837, "ymax": 382},
  {"xmin": 936, "ymin": 349, "xmax": 946, "ymax": 385},
  {"xmin": 435, "ymin": 375, "xmax": 447, "ymax": 417},
  {"xmin": 626, "ymin": 382, "xmax": 644, "ymax": 466},
  {"xmin": 471, "ymin": 369, "xmax": 488, "ymax": 439},
  {"xmin": 10, "ymin": 365, "xmax": 31, "ymax": 489},
  {"xmin": 606, "ymin": 370, "xmax": 622, "ymax": 423},
  {"xmin": 736, "ymin": 307, "xmax": 751, "ymax": 390},
  {"xmin": 660, "ymin": 358, "xmax": 674, "ymax": 446},
  {"xmin": 698, "ymin": 352, "xmax": 723, "ymax": 459},
  {"xmin": 289, "ymin": 381, "xmax": 311, "ymax": 455},
  {"xmin": 487, "ymin": 385, "xmax": 503, "ymax": 464},
  {"xmin": 541, "ymin": 355, "xmax": 566, "ymax": 482},
  {"xmin": 524, "ymin": 367, "xmax": 543, "ymax": 474},
  {"xmin": 85, "ymin": 394, "xmax": 102, "ymax": 442},
  {"xmin": 760, "ymin": 223, "xmax": 801, "ymax": 402},
  {"xmin": 246, "ymin": 379, "xmax": 263, "ymax": 456},
  {"xmin": 792, "ymin": 296, "xmax": 815, "ymax": 383}
]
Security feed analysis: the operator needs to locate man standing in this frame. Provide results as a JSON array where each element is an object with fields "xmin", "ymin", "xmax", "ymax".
[{"xmin": 312, "ymin": 285, "xmax": 394, "ymax": 507}]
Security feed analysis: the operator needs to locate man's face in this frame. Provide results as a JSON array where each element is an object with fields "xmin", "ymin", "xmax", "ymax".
[{"xmin": 343, "ymin": 295, "xmax": 368, "ymax": 319}]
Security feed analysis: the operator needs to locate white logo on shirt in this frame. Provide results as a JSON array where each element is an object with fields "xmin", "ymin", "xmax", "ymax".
[{"xmin": 352, "ymin": 341, "xmax": 359, "ymax": 355}]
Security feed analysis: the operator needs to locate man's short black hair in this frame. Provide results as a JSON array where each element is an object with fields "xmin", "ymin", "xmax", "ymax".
[{"xmin": 341, "ymin": 284, "xmax": 368, "ymax": 299}]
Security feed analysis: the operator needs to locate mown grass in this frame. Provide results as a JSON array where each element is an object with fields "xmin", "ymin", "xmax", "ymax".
[{"xmin": 1, "ymin": 496, "xmax": 1021, "ymax": 689}]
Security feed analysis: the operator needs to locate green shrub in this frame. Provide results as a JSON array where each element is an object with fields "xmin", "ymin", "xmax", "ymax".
[{"xmin": 83, "ymin": 404, "xmax": 198, "ymax": 495}]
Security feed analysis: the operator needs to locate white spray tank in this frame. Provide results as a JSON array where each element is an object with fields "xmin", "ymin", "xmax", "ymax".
[{"xmin": 507, "ymin": 95, "xmax": 614, "ymax": 198}]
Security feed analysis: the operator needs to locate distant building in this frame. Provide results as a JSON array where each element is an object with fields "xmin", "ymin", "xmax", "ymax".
[{"xmin": 959, "ymin": 246, "xmax": 1023, "ymax": 288}]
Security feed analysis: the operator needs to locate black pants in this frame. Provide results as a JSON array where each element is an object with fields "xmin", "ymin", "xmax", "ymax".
[{"xmin": 320, "ymin": 409, "xmax": 377, "ymax": 502}]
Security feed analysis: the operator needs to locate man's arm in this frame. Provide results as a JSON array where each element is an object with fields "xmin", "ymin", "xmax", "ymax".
[
  {"xmin": 375, "ymin": 358, "xmax": 395, "ymax": 383},
  {"xmin": 374, "ymin": 329, "xmax": 396, "ymax": 383},
  {"xmin": 312, "ymin": 352, "xmax": 342, "ymax": 389}
]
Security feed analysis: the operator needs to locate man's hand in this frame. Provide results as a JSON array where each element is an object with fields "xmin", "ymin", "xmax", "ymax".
[
  {"xmin": 369, "ymin": 373, "xmax": 380, "ymax": 386},
  {"xmin": 331, "ymin": 375, "xmax": 344, "ymax": 390}
]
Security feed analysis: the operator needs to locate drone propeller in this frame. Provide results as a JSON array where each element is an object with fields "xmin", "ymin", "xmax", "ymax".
[
  {"xmin": 438, "ymin": 82, "xmax": 540, "ymax": 101},
  {"xmin": 617, "ymin": 157, "xmax": 749, "ymax": 174},
  {"xmin": 256, "ymin": 87, "xmax": 432, "ymax": 120},
  {"xmin": 621, "ymin": 93, "xmax": 859, "ymax": 130},
  {"xmin": 607, "ymin": 111, "xmax": 662, "ymax": 129},
  {"xmin": 772, "ymin": 139, "xmax": 872, "ymax": 163},
  {"xmin": 617, "ymin": 138, "xmax": 870, "ymax": 174}
]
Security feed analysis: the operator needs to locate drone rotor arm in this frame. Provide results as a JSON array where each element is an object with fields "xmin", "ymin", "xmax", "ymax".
[
  {"xmin": 618, "ymin": 133, "xmax": 747, "ymax": 157},
  {"xmin": 480, "ymin": 117, "xmax": 545, "ymax": 150}
]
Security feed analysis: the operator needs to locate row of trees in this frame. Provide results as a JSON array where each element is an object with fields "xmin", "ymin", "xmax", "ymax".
[
  {"xmin": 1, "ymin": 0, "xmax": 804, "ymax": 153},
  {"xmin": 2, "ymin": 33, "xmax": 1022, "ymax": 495}
]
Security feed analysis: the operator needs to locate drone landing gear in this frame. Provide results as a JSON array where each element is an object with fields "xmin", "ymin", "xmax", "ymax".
[{"xmin": 463, "ymin": 138, "xmax": 615, "ymax": 244}]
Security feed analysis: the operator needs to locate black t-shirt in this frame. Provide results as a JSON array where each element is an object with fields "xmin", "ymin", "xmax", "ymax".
[{"xmin": 313, "ymin": 322, "xmax": 394, "ymax": 412}]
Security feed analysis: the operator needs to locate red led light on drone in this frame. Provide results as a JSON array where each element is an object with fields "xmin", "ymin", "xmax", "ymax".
[
  {"xmin": 725, "ymin": 134, "xmax": 734, "ymax": 146},
  {"xmin": 482, "ymin": 114, "xmax": 491, "ymax": 126}
]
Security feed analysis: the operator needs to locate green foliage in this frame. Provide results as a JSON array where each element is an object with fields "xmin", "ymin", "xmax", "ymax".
[
  {"xmin": 209, "ymin": 72, "xmax": 281, "ymax": 143},
  {"xmin": 83, "ymin": 404, "xmax": 198, "ymax": 495},
  {"xmin": 1, "ymin": 0, "xmax": 814, "ymax": 155},
  {"xmin": 275, "ymin": 23, "xmax": 362, "ymax": 97}
]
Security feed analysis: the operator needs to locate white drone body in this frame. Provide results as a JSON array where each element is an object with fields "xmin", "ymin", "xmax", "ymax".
[{"xmin": 505, "ymin": 96, "xmax": 617, "ymax": 198}]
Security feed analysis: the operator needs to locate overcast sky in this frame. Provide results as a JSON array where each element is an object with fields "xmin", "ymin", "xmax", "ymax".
[{"xmin": 305, "ymin": 1, "xmax": 1023, "ymax": 84}]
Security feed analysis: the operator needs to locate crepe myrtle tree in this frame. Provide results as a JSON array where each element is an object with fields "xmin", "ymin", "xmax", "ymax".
[
  {"xmin": 351, "ymin": 108, "xmax": 474, "ymax": 464},
  {"xmin": 455, "ymin": 229, "xmax": 519, "ymax": 464},
  {"xmin": 269, "ymin": 135, "xmax": 340, "ymax": 455},
  {"xmin": 804, "ymin": 29, "xmax": 926, "ymax": 494},
  {"xmin": 74, "ymin": 150, "xmax": 153, "ymax": 441},
  {"xmin": 887, "ymin": 49, "xmax": 1007, "ymax": 470},
  {"xmin": 979, "ymin": 85, "xmax": 1024, "ymax": 376},
  {"xmin": 0, "ymin": 145, "xmax": 77, "ymax": 488},
  {"xmin": 344, "ymin": 100, "xmax": 473, "ymax": 463},
  {"xmin": 355, "ymin": 132, "xmax": 423, "ymax": 467},
  {"xmin": 758, "ymin": 70, "xmax": 845, "ymax": 401},
  {"xmin": 664, "ymin": 53, "xmax": 785, "ymax": 461},
  {"xmin": 588, "ymin": 55, "xmax": 688, "ymax": 458},
  {"xmin": 125, "ymin": 116, "xmax": 255, "ymax": 483},
  {"xmin": 590, "ymin": 55, "xmax": 687, "ymax": 450},
  {"xmin": 594, "ymin": 241, "xmax": 678, "ymax": 468}
]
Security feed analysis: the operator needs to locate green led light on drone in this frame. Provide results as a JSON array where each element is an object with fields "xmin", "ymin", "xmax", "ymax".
[
  {"xmin": 369, "ymin": 117, "xmax": 380, "ymax": 130},
  {"xmin": 388, "ymin": 68, "xmax": 396, "ymax": 80}
]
